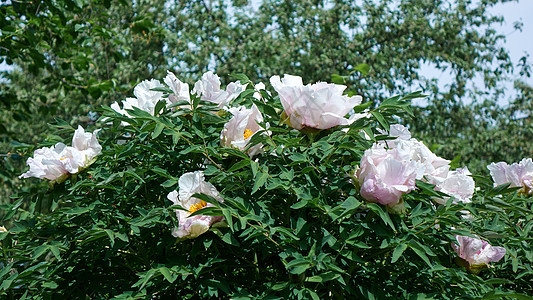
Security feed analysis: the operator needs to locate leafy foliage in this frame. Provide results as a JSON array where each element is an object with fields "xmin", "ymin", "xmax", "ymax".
[{"xmin": 1, "ymin": 78, "xmax": 531, "ymax": 298}]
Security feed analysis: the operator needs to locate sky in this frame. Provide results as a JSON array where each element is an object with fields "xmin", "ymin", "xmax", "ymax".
[{"xmin": 1, "ymin": 0, "xmax": 532, "ymax": 105}]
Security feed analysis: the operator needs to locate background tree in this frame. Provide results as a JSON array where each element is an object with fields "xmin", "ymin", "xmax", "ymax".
[{"xmin": 1, "ymin": 0, "xmax": 531, "ymax": 200}]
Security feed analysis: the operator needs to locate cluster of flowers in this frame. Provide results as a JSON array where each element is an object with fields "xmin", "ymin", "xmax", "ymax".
[
  {"xmin": 20, "ymin": 70, "xmax": 532, "ymax": 271},
  {"xmin": 355, "ymin": 124, "xmax": 474, "ymax": 208},
  {"xmin": 353, "ymin": 125, "xmax": 531, "ymax": 269}
]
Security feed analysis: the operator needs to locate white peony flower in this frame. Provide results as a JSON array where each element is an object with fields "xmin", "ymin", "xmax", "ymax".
[
  {"xmin": 71, "ymin": 125, "xmax": 102, "ymax": 167},
  {"xmin": 20, "ymin": 126, "xmax": 102, "ymax": 183},
  {"xmin": 435, "ymin": 167, "xmax": 475, "ymax": 204},
  {"xmin": 111, "ymin": 78, "xmax": 165, "ymax": 119},
  {"xmin": 253, "ymin": 82, "xmax": 269, "ymax": 100},
  {"xmin": 167, "ymin": 171, "xmax": 224, "ymax": 239},
  {"xmin": 269, "ymin": 74, "xmax": 364, "ymax": 130},
  {"xmin": 487, "ymin": 158, "xmax": 533, "ymax": 195},
  {"xmin": 164, "ymin": 71, "xmax": 190, "ymax": 106},
  {"xmin": 376, "ymin": 124, "xmax": 412, "ymax": 148},
  {"xmin": 394, "ymin": 139, "xmax": 450, "ymax": 185},
  {"xmin": 193, "ymin": 71, "xmax": 246, "ymax": 108},
  {"xmin": 220, "ymin": 105, "xmax": 268, "ymax": 157}
]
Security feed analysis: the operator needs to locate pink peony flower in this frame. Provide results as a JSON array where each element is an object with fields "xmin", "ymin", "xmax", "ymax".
[
  {"xmin": 356, "ymin": 148, "xmax": 418, "ymax": 207},
  {"xmin": 487, "ymin": 158, "xmax": 533, "ymax": 195},
  {"xmin": 167, "ymin": 171, "xmax": 224, "ymax": 239},
  {"xmin": 452, "ymin": 235, "xmax": 505, "ymax": 272},
  {"xmin": 269, "ymin": 74, "xmax": 364, "ymax": 130}
]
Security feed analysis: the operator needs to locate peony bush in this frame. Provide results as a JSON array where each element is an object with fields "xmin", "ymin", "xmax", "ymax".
[{"xmin": 1, "ymin": 72, "xmax": 532, "ymax": 299}]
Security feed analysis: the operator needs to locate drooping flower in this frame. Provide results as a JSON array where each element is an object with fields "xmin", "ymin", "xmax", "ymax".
[
  {"xmin": 269, "ymin": 74, "xmax": 364, "ymax": 130},
  {"xmin": 487, "ymin": 158, "xmax": 533, "ymax": 195},
  {"xmin": 167, "ymin": 171, "xmax": 224, "ymax": 239},
  {"xmin": 452, "ymin": 235, "xmax": 506, "ymax": 273},
  {"xmin": 356, "ymin": 147, "xmax": 418, "ymax": 207},
  {"xmin": 435, "ymin": 167, "xmax": 475, "ymax": 204},
  {"xmin": 20, "ymin": 126, "xmax": 102, "ymax": 183},
  {"xmin": 220, "ymin": 105, "xmax": 267, "ymax": 157},
  {"xmin": 193, "ymin": 71, "xmax": 246, "ymax": 108}
]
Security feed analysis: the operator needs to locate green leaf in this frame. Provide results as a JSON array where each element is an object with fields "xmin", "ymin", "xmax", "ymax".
[
  {"xmin": 152, "ymin": 122, "xmax": 165, "ymax": 139},
  {"xmin": 251, "ymin": 171, "xmax": 268, "ymax": 194},
  {"xmin": 366, "ymin": 203, "xmax": 396, "ymax": 231},
  {"xmin": 228, "ymin": 159, "xmax": 250, "ymax": 172},
  {"xmin": 370, "ymin": 111, "xmax": 389, "ymax": 131},
  {"xmin": 354, "ymin": 63, "xmax": 370, "ymax": 75},
  {"xmin": 159, "ymin": 267, "xmax": 176, "ymax": 283},
  {"xmin": 286, "ymin": 258, "xmax": 312, "ymax": 275},
  {"xmin": 65, "ymin": 206, "xmax": 91, "ymax": 215},
  {"xmin": 188, "ymin": 206, "xmax": 223, "ymax": 217},
  {"xmin": 408, "ymin": 241, "xmax": 432, "ymax": 267},
  {"xmin": 305, "ymin": 271, "xmax": 340, "ymax": 283},
  {"xmin": 391, "ymin": 244, "xmax": 407, "ymax": 263}
]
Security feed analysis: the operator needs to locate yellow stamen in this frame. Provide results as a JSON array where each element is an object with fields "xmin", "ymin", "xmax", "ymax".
[
  {"xmin": 243, "ymin": 129, "xmax": 253, "ymax": 140},
  {"xmin": 189, "ymin": 200, "xmax": 207, "ymax": 214},
  {"xmin": 60, "ymin": 157, "xmax": 67, "ymax": 161}
]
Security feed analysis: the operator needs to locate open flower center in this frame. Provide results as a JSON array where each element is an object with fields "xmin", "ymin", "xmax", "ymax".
[
  {"xmin": 189, "ymin": 200, "xmax": 207, "ymax": 214},
  {"xmin": 243, "ymin": 129, "xmax": 253, "ymax": 140}
]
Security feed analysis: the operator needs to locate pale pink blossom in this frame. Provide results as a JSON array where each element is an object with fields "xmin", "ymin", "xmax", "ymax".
[
  {"xmin": 269, "ymin": 74, "xmax": 363, "ymax": 130},
  {"xmin": 452, "ymin": 235, "xmax": 505, "ymax": 269},
  {"xmin": 356, "ymin": 147, "xmax": 418, "ymax": 206},
  {"xmin": 373, "ymin": 125, "xmax": 450, "ymax": 184},
  {"xmin": 193, "ymin": 71, "xmax": 246, "ymax": 108},
  {"xmin": 20, "ymin": 126, "xmax": 101, "ymax": 183},
  {"xmin": 435, "ymin": 167, "xmax": 475, "ymax": 204},
  {"xmin": 167, "ymin": 171, "xmax": 224, "ymax": 239},
  {"xmin": 487, "ymin": 158, "xmax": 533, "ymax": 195},
  {"xmin": 220, "ymin": 105, "xmax": 267, "ymax": 157}
]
